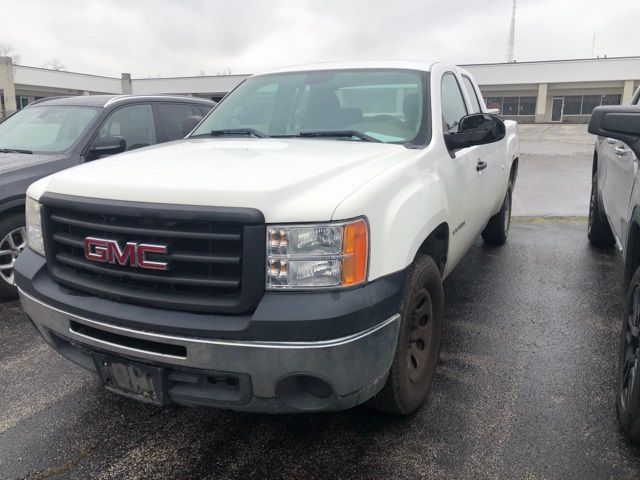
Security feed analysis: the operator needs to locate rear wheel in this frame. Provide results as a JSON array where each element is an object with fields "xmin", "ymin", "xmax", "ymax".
[
  {"xmin": 0, "ymin": 213, "xmax": 27, "ymax": 300},
  {"xmin": 617, "ymin": 266, "xmax": 640, "ymax": 443},
  {"xmin": 367, "ymin": 254, "xmax": 444, "ymax": 415},
  {"xmin": 588, "ymin": 171, "xmax": 615, "ymax": 247},
  {"xmin": 482, "ymin": 182, "xmax": 512, "ymax": 246}
]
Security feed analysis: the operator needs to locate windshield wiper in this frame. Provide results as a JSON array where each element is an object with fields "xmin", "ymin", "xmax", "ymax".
[
  {"xmin": 208, "ymin": 128, "xmax": 268, "ymax": 138},
  {"xmin": 285, "ymin": 130, "xmax": 382, "ymax": 143},
  {"xmin": 0, "ymin": 148, "xmax": 33, "ymax": 154}
]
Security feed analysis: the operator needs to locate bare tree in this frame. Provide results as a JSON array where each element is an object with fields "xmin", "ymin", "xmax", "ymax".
[
  {"xmin": 216, "ymin": 67, "xmax": 233, "ymax": 76},
  {"xmin": 42, "ymin": 58, "xmax": 66, "ymax": 71},
  {"xmin": 0, "ymin": 42, "xmax": 20, "ymax": 64}
]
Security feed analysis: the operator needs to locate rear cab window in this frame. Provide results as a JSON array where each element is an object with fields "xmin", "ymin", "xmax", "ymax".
[{"xmin": 461, "ymin": 76, "xmax": 482, "ymax": 113}]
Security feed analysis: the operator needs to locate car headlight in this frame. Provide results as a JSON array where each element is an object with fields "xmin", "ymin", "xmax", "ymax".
[
  {"xmin": 266, "ymin": 218, "xmax": 368, "ymax": 289},
  {"xmin": 26, "ymin": 197, "xmax": 45, "ymax": 256}
]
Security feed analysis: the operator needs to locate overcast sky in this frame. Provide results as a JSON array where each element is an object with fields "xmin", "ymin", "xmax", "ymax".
[{"xmin": 2, "ymin": 0, "xmax": 639, "ymax": 78}]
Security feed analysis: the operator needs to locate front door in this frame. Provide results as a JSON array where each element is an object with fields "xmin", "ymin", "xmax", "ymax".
[{"xmin": 551, "ymin": 97, "xmax": 564, "ymax": 122}]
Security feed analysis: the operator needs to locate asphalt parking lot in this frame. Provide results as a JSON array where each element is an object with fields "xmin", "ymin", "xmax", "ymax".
[{"xmin": 2, "ymin": 125, "xmax": 640, "ymax": 479}]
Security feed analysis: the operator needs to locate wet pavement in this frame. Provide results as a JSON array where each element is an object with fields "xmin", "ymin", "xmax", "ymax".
[
  {"xmin": 2, "ymin": 218, "xmax": 640, "ymax": 479},
  {"xmin": 513, "ymin": 124, "xmax": 593, "ymax": 218}
]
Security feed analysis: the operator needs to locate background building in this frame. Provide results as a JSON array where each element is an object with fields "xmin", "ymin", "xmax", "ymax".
[{"xmin": 1, "ymin": 56, "xmax": 639, "ymax": 123}]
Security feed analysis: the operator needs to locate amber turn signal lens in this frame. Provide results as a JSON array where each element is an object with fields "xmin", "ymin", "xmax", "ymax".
[{"xmin": 341, "ymin": 219, "xmax": 368, "ymax": 286}]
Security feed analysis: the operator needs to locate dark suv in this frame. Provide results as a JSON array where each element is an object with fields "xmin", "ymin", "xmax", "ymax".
[{"xmin": 0, "ymin": 95, "xmax": 215, "ymax": 299}]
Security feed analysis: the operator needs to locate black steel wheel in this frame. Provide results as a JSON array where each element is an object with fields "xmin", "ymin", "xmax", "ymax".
[{"xmin": 367, "ymin": 253, "xmax": 444, "ymax": 415}]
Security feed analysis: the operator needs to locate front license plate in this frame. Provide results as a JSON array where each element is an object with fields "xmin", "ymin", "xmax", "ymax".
[{"xmin": 94, "ymin": 353, "xmax": 166, "ymax": 405}]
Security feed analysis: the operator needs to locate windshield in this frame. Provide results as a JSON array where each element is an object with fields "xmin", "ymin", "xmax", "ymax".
[
  {"xmin": 0, "ymin": 105, "xmax": 100, "ymax": 154},
  {"xmin": 191, "ymin": 69, "xmax": 427, "ymax": 145}
]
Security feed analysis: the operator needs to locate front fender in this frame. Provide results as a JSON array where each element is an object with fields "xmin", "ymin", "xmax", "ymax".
[{"xmin": 332, "ymin": 152, "xmax": 448, "ymax": 282}]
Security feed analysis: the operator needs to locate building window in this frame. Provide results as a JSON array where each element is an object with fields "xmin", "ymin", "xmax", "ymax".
[
  {"xmin": 485, "ymin": 97, "xmax": 503, "ymax": 111},
  {"xmin": 601, "ymin": 94, "xmax": 621, "ymax": 106},
  {"xmin": 483, "ymin": 96, "xmax": 536, "ymax": 116},
  {"xmin": 16, "ymin": 96, "xmax": 30, "ymax": 109},
  {"xmin": 519, "ymin": 97, "xmax": 536, "ymax": 115},
  {"xmin": 560, "ymin": 94, "xmax": 622, "ymax": 115},
  {"xmin": 502, "ymin": 97, "xmax": 519, "ymax": 115},
  {"xmin": 563, "ymin": 96, "xmax": 582, "ymax": 115}
]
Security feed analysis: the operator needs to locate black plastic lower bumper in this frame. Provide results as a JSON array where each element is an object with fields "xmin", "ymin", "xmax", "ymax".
[{"xmin": 15, "ymin": 248, "xmax": 406, "ymax": 342}]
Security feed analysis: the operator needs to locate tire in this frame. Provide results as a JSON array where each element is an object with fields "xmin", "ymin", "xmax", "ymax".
[
  {"xmin": 616, "ymin": 266, "xmax": 640, "ymax": 443},
  {"xmin": 588, "ymin": 171, "xmax": 615, "ymax": 247},
  {"xmin": 0, "ymin": 213, "xmax": 27, "ymax": 300},
  {"xmin": 367, "ymin": 254, "xmax": 444, "ymax": 415},
  {"xmin": 481, "ymin": 182, "xmax": 512, "ymax": 246}
]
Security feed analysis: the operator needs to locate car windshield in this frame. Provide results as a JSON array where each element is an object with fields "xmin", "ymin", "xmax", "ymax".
[
  {"xmin": 0, "ymin": 105, "xmax": 100, "ymax": 154},
  {"xmin": 191, "ymin": 69, "xmax": 427, "ymax": 146}
]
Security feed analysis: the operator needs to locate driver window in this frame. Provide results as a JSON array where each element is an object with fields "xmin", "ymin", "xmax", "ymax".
[
  {"xmin": 441, "ymin": 73, "xmax": 468, "ymax": 133},
  {"xmin": 96, "ymin": 104, "xmax": 156, "ymax": 151}
]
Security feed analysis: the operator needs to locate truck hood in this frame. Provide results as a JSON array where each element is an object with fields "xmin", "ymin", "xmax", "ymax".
[{"xmin": 31, "ymin": 138, "xmax": 413, "ymax": 222}]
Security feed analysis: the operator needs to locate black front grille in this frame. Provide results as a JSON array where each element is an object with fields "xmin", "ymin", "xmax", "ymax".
[{"xmin": 42, "ymin": 193, "xmax": 265, "ymax": 314}]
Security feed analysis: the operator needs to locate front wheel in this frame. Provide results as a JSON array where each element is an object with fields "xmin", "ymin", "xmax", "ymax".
[
  {"xmin": 616, "ymin": 266, "xmax": 640, "ymax": 443},
  {"xmin": 482, "ymin": 183, "xmax": 512, "ymax": 246},
  {"xmin": 0, "ymin": 213, "xmax": 27, "ymax": 300},
  {"xmin": 367, "ymin": 254, "xmax": 444, "ymax": 415}
]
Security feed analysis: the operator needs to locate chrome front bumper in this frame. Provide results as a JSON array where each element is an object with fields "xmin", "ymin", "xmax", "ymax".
[{"xmin": 19, "ymin": 288, "xmax": 400, "ymax": 412}]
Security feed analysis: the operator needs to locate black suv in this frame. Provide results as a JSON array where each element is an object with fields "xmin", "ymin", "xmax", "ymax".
[{"xmin": 0, "ymin": 94, "xmax": 215, "ymax": 299}]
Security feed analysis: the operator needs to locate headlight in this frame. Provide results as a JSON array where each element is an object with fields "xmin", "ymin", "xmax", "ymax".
[
  {"xmin": 266, "ymin": 218, "xmax": 368, "ymax": 289},
  {"xmin": 26, "ymin": 197, "xmax": 45, "ymax": 256}
]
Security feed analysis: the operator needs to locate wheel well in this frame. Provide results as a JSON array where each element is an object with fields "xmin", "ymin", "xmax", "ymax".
[
  {"xmin": 417, "ymin": 223, "xmax": 449, "ymax": 275},
  {"xmin": 625, "ymin": 219, "xmax": 640, "ymax": 291},
  {"xmin": 510, "ymin": 157, "xmax": 519, "ymax": 183},
  {"xmin": 0, "ymin": 204, "xmax": 25, "ymax": 219}
]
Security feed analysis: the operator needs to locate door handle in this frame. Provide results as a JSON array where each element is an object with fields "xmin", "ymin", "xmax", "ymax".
[
  {"xmin": 614, "ymin": 146, "xmax": 630, "ymax": 156},
  {"xmin": 476, "ymin": 160, "xmax": 487, "ymax": 171},
  {"xmin": 606, "ymin": 138, "xmax": 617, "ymax": 144}
]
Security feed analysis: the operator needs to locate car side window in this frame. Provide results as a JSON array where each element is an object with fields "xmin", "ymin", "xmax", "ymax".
[
  {"xmin": 461, "ymin": 76, "xmax": 482, "ymax": 114},
  {"xmin": 156, "ymin": 103, "xmax": 204, "ymax": 141},
  {"xmin": 441, "ymin": 73, "xmax": 468, "ymax": 133},
  {"xmin": 96, "ymin": 104, "xmax": 156, "ymax": 151}
]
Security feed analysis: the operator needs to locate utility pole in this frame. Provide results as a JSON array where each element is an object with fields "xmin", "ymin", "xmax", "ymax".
[
  {"xmin": 506, "ymin": 0, "xmax": 517, "ymax": 63},
  {"xmin": 591, "ymin": 33, "xmax": 596, "ymax": 58}
]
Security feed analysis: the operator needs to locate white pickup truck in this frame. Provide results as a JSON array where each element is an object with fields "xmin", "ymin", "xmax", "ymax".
[{"xmin": 15, "ymin": 61, "xmax": 519, "ymax": 414}]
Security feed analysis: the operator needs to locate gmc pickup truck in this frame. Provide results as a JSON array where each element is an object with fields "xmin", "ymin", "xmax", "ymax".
[
  {"xmin": 587, "ymin": 86, "xmax": 640, "ymax": 441},
  {"xmin": 15, "ymin": 61, "xmax": 519, "ymax": 414}
]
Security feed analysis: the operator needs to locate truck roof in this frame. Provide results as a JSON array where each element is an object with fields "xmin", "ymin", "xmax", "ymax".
[
  {"xmin": 255, "ymin": 60, "xmax": 438, "ymax": 76},
  {"xmin": 29, "ymin": 95, "xmax": 216, "ymax": 108}
]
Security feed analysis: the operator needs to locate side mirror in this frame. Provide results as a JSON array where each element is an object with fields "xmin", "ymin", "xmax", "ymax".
[
  {"xmin": 445, "ymin": 113, "xmax": 506, "ymax": 151},
  {"xmin": 588, "ymin": 105, "xmax": 640, "ymax": 156},
  {"xmin": 183, "ymin": 115, "xmax": 203, "ymax": 137},
  {"xmin": 89, "ymin": 136, "xmax": 126, "ymax": 157}
]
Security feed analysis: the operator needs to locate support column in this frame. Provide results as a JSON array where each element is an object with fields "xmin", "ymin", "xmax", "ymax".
[
  {"xmin": 121, "ymin": 73, "xmax": 132, "ymax": 94},
  {"xmin": 534, "ymin": 83, "xmax": 547, "ymax": 123},
  {"xmin": 622, "ymin": 80, "xmax": 636, "ymax": 105},
  {"xmin": 0, "ymin": 56, "xmax": 17, "ymax": 113}
]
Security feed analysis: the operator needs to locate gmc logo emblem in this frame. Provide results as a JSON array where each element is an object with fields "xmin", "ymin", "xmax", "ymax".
[{"xmin": 84, "ymin": 237, "xmax": 168, "ymax": 271}]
